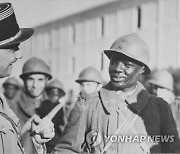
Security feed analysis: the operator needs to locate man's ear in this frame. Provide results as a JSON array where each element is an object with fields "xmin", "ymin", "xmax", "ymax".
[
  {"xmin": 140, "ymin": 66, "xmax": 145, "ymax": 74},
  {"xmin": 45, "ymin": 77, "xmax": 49, "ymax": 82}
]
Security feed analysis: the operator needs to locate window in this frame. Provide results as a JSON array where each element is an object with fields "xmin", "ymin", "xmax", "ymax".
[
  {"xmin": 51, "ymin": 29, "xmax": 58, "ymax": 50},
  {"xmin": 96, "ymin": 17, "xmax": 104, "ymax": 39},
  {"xmin": 67, "ymin": 56, "xmax": 76, "ymax": 76},
  {"xmin": 137, "ymin": 6, "xmax": 142, "ymax": 29},
  {"xmin": 59, "ymin": 27, "xmax": 68, "ymax": 47},
  {"xmin": 44, "ymin": 32, "xmax": 50, "ymax": 51},
  {"xmin": 103, "ymin": 13, "xmax": 117, "ymax": 38},
  {"xmin": 118, "ymin": 8, "xmax": 134, "ymax": 33},
  {"xmin": 31, "ymin": 36, "xmax": 36, "ymax": 53},
  {"xmin": 24, "ymin": 38, "xmax": 32, "ymax": 54},
  {"xmin": 75, "ymin": 22, "xmax": 84, "ymax": 43},
  {"xmin": 177, "ymin": 40, "xmax": 180, "ymax": 66},
  {"xmin": 84, "ymin": 18, "xmax": 99, "ymax": 41},
  {"xmin": 72, "ymin": 24, "xmax": 76, "ymax": 43},
  {"xmin": 36, "ymin": 34, "xmax": 44, "ymax": 52},
  {"xmin": 141, "ymin": 2, "xmax": 158, "ymax": 27},
  {"xmin": 101, "ymin": 52, "xmax": 104, "ymax": 71},
  {"xmin": 101, "ymin": 17, "xmax": 105, "ymax": 37},
  {"xmin": 67, "ymin": 25, "xmax": 75, "ymax": 45},
  {"xmin": 178, "ymin": 0, "xmax": 180, "ymax": 20},
  {"xmin": 58, "ymin": 27, "xmax": 64, "ymax": 48},
  {"xmin": 164, "ymin": 0, "xmax": 178, "ymax": 23},
  {"xmin": 117, "ymin": 10, "xmax": 123, "ymax": 35}
]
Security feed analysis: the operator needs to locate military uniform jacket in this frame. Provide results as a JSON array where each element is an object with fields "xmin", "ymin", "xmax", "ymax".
[
  {"xmin": 0, "ymin": 92, "xmax": 24, "ymax": 154},
  {"xmin": 53, "ymin": 82, "xmax": 180, "ymax": 154},
  {"xmin": 16, "ymin": 90, "xmax": 47, "ymax": 154}
]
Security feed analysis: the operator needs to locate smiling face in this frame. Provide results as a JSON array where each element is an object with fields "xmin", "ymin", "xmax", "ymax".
[
  {"xmin": 109, "ymin": 53, "xmax": 144, "ymax": 92},
  {"xmin": 0, "ymin": 46, "xmax": 21, "ymax": 78},
  {"xmin": 24, "ymin": 74, "xmax": 48, "ymax": 98}
]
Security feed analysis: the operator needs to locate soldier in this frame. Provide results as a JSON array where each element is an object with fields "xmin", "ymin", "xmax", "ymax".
[
  {"xmin": 0, "ymin": 2, "xmax": 54, "ymax": 154},
  {"xmin": 171, "ymin": 69, "xmax": 180, "ymax": 138},
  {"xmin": 76, "ymin": 66, "xmax": 103, "ymax": 94},
  {"xmin": 53, "ymin": 33, "xmax": 180, "ymax": 154},
  {"xmin": 2, "ymin": 77, "xmax": 20, "ymax": 114},
  {"xmin": 36, "ymin": 78, "xmax": 66, "ymax": 153},
  {"xmin": 16, "ymin": 57, "xmax": 52, "ymax": 154},
  {"xmin": 63, "ymin": 89, "xmax": 76, "ymax": 127},
  {"xmin": 147, "ymin": 69, "xmax": 180, "ymax": 137},
  {"xmin": 172, "ymin": 68, "xmax": 180, "ymax": 98},
  {"xmin": 148, "ymin": 69, "xmax": 175, "ymax": 104}
]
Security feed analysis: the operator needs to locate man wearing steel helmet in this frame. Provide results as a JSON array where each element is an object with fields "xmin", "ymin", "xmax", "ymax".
[
  {"xmin": 148, "ymin": 69, "xmax": 175, "ymax": 104},
  {"xmin": 36, "ymin": 78, "xmax": 66, "ymax": 153},
  {"xmin": 0, "ymin": 2, "xmax": 54, "ymax": 154},
  {"xmin": 76, "ymin": 66, "xmax": 103, "ymax": 94},
  {"xmin": 2, "ymin": 77, "xmax": 20, "ymax": 115},
  {"xmin": 53, "ymin": 33, "xmax": 180, "ymax": 154},
  {"xmin": 148, "ymin": 69, "xmax": 180, "ymax": 138},
  {"xmin": 16, "ymin": 57, "xmax": 53, "ymax": 154}
]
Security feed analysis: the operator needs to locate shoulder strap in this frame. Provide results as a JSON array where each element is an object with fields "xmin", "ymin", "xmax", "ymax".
[
  {"xmin": 101, "ymin": 111, "xmax": 139, "ymax": 154},
  {"xmin": 0, "ymin": 112, "xmax": 20, "ymax": 136},
  {"xmin": 0, "ymin": 112, "xmax": 25, "ymax": 153}
]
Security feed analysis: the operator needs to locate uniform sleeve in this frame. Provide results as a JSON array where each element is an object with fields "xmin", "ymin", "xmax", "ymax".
[
  {"xmin": 157, "ymin": 98, "xmax": 180, "ymax": 153},
  {"xmin": 52, "ymin": 96, "xmax": 88, "ymax": 154},
  {"xmin": 32, "ymin": 137, "xmax": 47, "ymax": 154}
]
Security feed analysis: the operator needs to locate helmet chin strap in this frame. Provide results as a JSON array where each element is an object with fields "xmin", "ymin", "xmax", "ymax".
[{"xmin": 96, "ymin": 83, "xmax": 103, "ymax": 92}]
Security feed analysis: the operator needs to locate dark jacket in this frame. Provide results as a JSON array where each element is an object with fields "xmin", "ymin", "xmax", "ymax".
[
  {"xmin": 36, "ymin": 99, "xmax": 65, "ymax": 153},
  {"xmin": 171, "ymin": 97, "xmax": 180, "ymax": 138},
  {"xmin": 16, "ymin": 90, "xmax": 47, "ymax": 154},
  {"xmin": 53, "ymin": 82, "xmax": 180, "ymax": 154}
]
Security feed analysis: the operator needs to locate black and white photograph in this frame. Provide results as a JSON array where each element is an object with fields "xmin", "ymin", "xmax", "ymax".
[{"xmin": 0, "ymin": 0, "xmax": 180, "ymax": 154}]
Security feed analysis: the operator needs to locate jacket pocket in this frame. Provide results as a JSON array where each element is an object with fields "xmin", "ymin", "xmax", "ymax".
[{"xmin": 0, "ymin": 116, "xmax": 23, "ymax": 154}]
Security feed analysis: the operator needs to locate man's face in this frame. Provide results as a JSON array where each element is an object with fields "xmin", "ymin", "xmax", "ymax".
[
  {"xmin": 0, "ymin": 47, "xmax": 21, "ymax": 78},
  {"xmin": 47, "ymin": 88, "xmax": 64, "ymax": 103},
  {"xmin": 24, "ymin": 74, "xmax": 48, "ymax": 98},
  {"xmin": 109, "ymin": 53, "xmax": 144, "ymax": 92},
  {"xmin": 4, "ymin": 84, "xmax": 18, "ymax": 99},
  {"xmin": 80, "ymin": 81, "xmax": 99, "ymax": 94},
  {"xmin": 149, "ymin": 84, "xmax": 174, "ymax": 104}
]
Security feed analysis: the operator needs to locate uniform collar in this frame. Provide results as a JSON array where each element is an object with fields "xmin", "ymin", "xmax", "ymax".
[
  {"xmin": 0, "ymin": 92, "xmax": 19, "ymax": 124},
  {"xmin": 100, "ymin": 81, "xmax": 149, "ymax": 114},
  {"xmin": 18, "ymin": 90, "xmax": 47, "ymax": 117}
]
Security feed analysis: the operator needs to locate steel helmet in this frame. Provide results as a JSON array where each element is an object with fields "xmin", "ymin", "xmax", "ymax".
[
  {"xmin": 3, "ymin": 77, "xmax": 19, "ymax": 88},
  {"xmin": 76, "ymin": 66, "xmax": 103, "ymax": 84},
  {"xmin": 46, "ymin": 78, "xmax": 65, "ymax": 96},
  {"xmin": 148, "ymin": 70, "xmax": 174, "ymax": 91},
  {"xmin": 104, "ymin": 33, "xmax": 150, "ymax": 74},
  {"xmin": 20, "ymin": 57, "xmax": 52, "ymax": 80}
]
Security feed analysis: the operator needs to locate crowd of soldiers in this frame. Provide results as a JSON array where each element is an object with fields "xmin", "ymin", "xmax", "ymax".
[
  {"xmin": 1, "ymin": 56, "xmax": 104, "ymax": 154},
  {"xmin": 1, "ymin": 2, "xmax": 180, "ymax": 154}
]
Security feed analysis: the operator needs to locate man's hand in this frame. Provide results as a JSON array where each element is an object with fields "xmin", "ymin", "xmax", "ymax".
[
  {"xmin": 31, "ymin": 115, "xmax": 55, "ymax": 144},
  {"xmin": 21, "ymin": 114, "xmax": 38, "ymax": 135}
]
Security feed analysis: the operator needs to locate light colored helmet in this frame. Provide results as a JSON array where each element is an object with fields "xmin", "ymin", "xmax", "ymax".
[
  {"xmin": 148, "ymin": 70, "xmax": 174, "ymax": 91},
  {"xmin": 20, "ymin": 57, "xmax": 52, "ymax": 80},
  {"xmin": 76, "ymin": 66, "xmax": 103, "ymax": 84},
  {"xmin": 46, "ymin": 78, "xmax": 65, "ymax": 96},
  {"xmin": 104, "ymin": 33, "xmax": 150, "ymax": 74},
  {"xmin": 3, "ymin": 77, "xmax": 19, "ymax": 88}
]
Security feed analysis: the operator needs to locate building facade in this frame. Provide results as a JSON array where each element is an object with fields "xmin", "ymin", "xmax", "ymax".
[{"xmin": 16, "ymin": 0, "xmax": 180, "ymax": 92}]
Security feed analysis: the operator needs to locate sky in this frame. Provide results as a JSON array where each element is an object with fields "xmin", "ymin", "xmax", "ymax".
[{"xmin": 1, "ymin": 0, "xmax": 114, "ymax": 28}]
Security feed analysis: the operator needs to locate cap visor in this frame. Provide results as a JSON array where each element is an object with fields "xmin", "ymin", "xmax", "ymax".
[
  {"xmin": 20, "ymin": 72, "xmax": 52, "ymax": 80},
  {"xmin": 0, "ymin": 28, "xmax": 34, "ymax": 48},
  {"xmin": 104, "ymin": 49, "xmax": 151, "ymax": 75}
]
